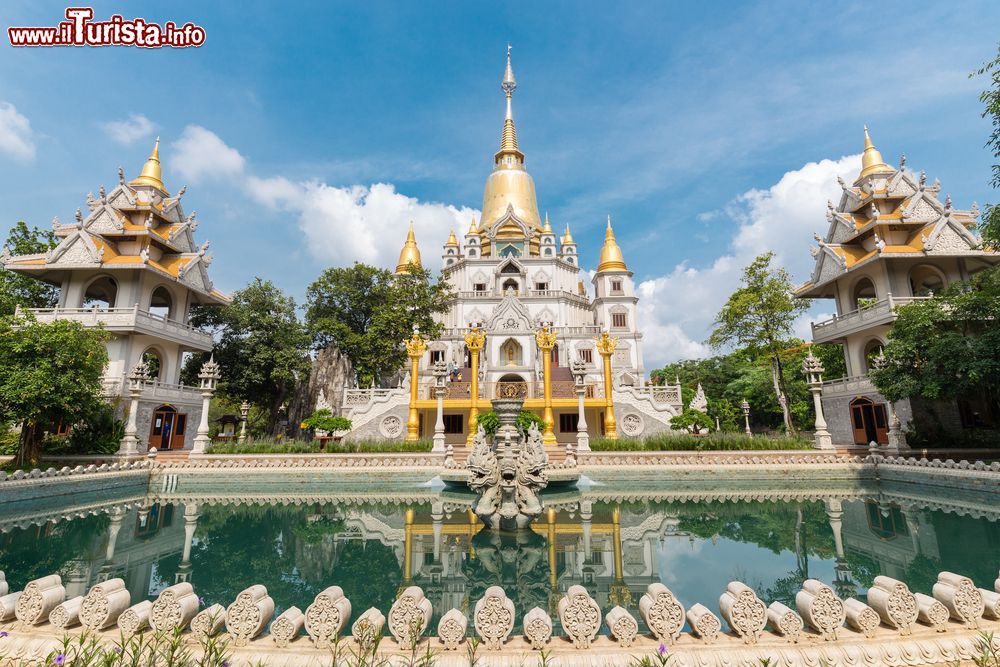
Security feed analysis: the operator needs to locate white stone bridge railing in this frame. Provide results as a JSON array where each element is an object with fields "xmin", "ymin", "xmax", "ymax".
[
  {"xmin": 16, "ymin": 305, "xmax": 214, "ymax": 351},
  {"xmin": 810, "ymin": 295, "xmax": 930, "ymax": 344},
  {"xmin": 0, "ymin": 460, "xmax": 152, "ymax": 484},
  {"xmin": 1, "ymin": 568, "xmax": 998, "ymax": 665}
]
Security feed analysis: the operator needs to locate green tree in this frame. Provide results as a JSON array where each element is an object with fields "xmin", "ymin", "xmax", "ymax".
[
  {"xmin": 0, "ymin": 221, "xmax": 59, "ymax": 317},
  {"xmin": 305, "ymin": 263, "xmax": 452, "ymax": 386},
  {"xmin": 670, "ymin": 408, "xmax": 714, "ymax": 434},
  {"xmin": 708, "ymin": 253, "xmax": 810, "ymax": 434},
  {"xmin": 973, "ymin": 43, "xmax": 1000, "ymax": 248},
  {"xmin": 870, "ymin": 266, "xmax": 1000, "ymax": 415},
  {"xmin": 190, "ymin": 278, "xmax": 311, "ymax": 435},
  {"xmin": 0, "ymin": 314, "xmax": 110, "ymax": 465}
]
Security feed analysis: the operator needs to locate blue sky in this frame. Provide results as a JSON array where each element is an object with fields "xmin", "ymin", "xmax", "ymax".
[{"xmin": 1, "ymin": 1, "xmax": 998, "ymax": 365}]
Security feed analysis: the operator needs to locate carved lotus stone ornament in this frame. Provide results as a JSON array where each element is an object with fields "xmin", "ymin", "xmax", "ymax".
[
  {"xmin": 48, "ymin": 596, "xmax": 83, "ymax": 629},
  {"xmin": 118, "ymin": 600, "xmax": 153, "ymax": 638},
  {"xmin": 15, "ymin": 574, "xmax": 65, "ymax": 625},
  {"xmin": 639, "ymin": 582, "xmax": 685, "ymax": 645},
  {"xmin": 867, "ymin": 576, "xmax": 918, "ymax": 635},
  {"xmin": 766, "ymin": 601, "xmax": 803, "ymax": 642},
  {"xmin": 523, "ymin": 606, "xmax": 552, "ymax": 649},
  {"xmin": 190, "ymin": 604, "xmax": 226, "ymax": 639},
  {"xmin": 915, "ymin": 593, "xmax": 949, "ymax": 632},
  {"xmin": 558, "ymin": 585, "xmax": 602, "ymax": 649},
  {"xmin": 0, "ymin": 571, "xmax": 6, "ymax": 597},
  {"xmin": 0, "ymin": 591, "xmax": 22, "ymax": 621},
  {"xmin": 80, "ymin": 578, "xmax": 131, "ymax": 631},
  {"xmin": 437, "ymin": 608, "xmax": 468, "ymax": 650},
  {"xmin": 305, "ymin": 586, "xmax": 352, "ymax": 648},
  {"xmin": 388, "ymin": 586, "xmax": 432, "ymax": 646},
  {"xmin": 352, "ymin": 607, "xmax": 386, "ymax": 652},
  {"xmin": 844, "ymin": 598, "xmax": 880, "ymax": 638},
  {"xmin": 605, "ymin": 605, "xmax": 638, "ymax": 648},
  {"xmin": 473, "ymin": 586, "xmax": 515, "ymax": 650},
  {"xmin": 270, "ymin": 606, "xmax": 305, "ymax": 648},
  {"xmin": 719, "ymin": 581, "xmax": 767, "ymax": 645},
  {"xmin": 933, "ymin": 571, "xmax": 984, "ymax": 628},
  {"xmin": 979, "ymin": 588, "xmax": 1000, "ymax": 619},
  {"xmin": 225, "ymin": 585, "xmax": 275, "ymax": 646},
  {"xmin": 150, "ymin": 582, "xmax": 200, "ymax": 632},
  {"xmin": 796, "ymin": 579, "xmax": 845, "ymax": 640},
  {"xmin": 686, "ymin": 603, "xmax": 721, "ymax": 643}
]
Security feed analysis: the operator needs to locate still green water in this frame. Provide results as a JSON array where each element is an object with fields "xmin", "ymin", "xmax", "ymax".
[{"xmin": 2, "ymin": 468, "xmax": 999, "ymax": 636}]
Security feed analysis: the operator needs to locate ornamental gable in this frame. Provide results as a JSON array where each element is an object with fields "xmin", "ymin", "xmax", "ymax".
[{"xmin": 487, "ymin": 293, "xmax": 533, "ymax": 332}]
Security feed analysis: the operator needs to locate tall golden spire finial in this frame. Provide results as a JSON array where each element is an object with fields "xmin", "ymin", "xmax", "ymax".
[
  {"xmin": 561, "ymin": 224, "xmax": 575, "ymax": 245},
  {"xmin": 395, "ymin": 222, "xmax": 423, "ymax": 274},
  {"xmin": 446, "ymin": 229, "xmax": 459, "ymax": 247},
  {"xmin": 542, "ymin": 212, "xmax": 552, "ymax": 233},
  {"xmin": 857, "ymin": 125, "xmax": 894, "ymax": 180},
  {"xmin": 497, "ymin": 44, "xmax": 521, "ymax": 159},
  {"xmin": 129, "ymin": 137, "xmax": 168, "ymax": 193},
  {"xmin": 597, "ymin": 215, "xmax": 628, "ymax": 272},
  {"xmin": 468, "ymin": 214, "xmax": 478, "ymax": 234}
]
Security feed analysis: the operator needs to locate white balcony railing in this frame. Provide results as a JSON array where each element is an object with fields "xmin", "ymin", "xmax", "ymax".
[
  {"xmin": 810, "ymin": 295, "xmax": 930, "ymax": 343},
  {"xmin": 821, "ymin": 374, "xmax": 877, "ymax": 398},
  {"xmin": 17, "ymin": 305, "xmax": 214, "ymax": 351}
]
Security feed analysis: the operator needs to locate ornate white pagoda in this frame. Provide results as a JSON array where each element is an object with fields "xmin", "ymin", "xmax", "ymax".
[
  {"xmin": 342, "ymin": 49, "xmax": 683, "ymax": 447},
  {"xmin": 796, "ymin": 128, "xmax": 1000, "ymax": 446},
  {"xmin": 2, "ymin": 140, "xmax": 230, "ymax": 452}
]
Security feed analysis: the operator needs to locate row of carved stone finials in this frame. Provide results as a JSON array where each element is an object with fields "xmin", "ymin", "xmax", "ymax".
[{"xmin": 2, "ymin": 569, "xmax": 1000, "ymax": 651}]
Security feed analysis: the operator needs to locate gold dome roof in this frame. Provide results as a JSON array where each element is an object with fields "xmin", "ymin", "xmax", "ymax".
[
  {"xmin": 542, "ymin": 212, "xmax": 553, "ymax": 233},
  {"xmin": 857, "ymin": 126, "xmax": 895, "ymax": 181},
  {"xmin": 560, "ymin": 224, "xmax": 575, "ymax": 245},
  {"xmin": 445, "ymin": 230, "xmax": 459, "ymax": 247},
  {"xmin": 395, "ymin": 222, "xmax": 422, "ymax": 274},
  {"xmin": 129, "ymin": 137, "xmax": 168, "ymax": 193},
  {"xmin": 597, "ymin": 216, "xmax": 628, "ymax": 272},
  {"xmin": 480, "ymin": 47, "xmax": 542, "ymax": 231}
]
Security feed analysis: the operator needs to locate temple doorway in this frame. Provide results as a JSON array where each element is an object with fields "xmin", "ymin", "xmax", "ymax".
[
  {"xmin": 149, "ymin": 405, "xmax": 188, "ymax": 450},
  {"xmin": 849, "ymin": 397, "xmax": 888, "ymax": 445}
]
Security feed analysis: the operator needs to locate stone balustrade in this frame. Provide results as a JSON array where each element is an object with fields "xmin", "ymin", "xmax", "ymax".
[
  {"xmin": 1, "ymin": 569, "xmax": 999, "ymax": 666},
  {"xmin": 0, "ymin": 460, "xmax": 151, "ymax": 484}
]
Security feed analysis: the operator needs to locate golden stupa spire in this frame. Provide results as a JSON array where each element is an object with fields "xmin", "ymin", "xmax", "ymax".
[
  {"xmin": 395, "ymin": 222, "xmax": 423, "ymax": 274},
  {"xmin": 496, "ymin": 44, "xmax": 522, "ymax": 160},
  {"xmin": 446, "ymin": 229, "xmax": 459, "ymax": 247},
  {"xmin": 597, "ymin": 215, "xmax": 628, "ymax": 272},
  {"xmin": 129, "ymin": 137, "xmax": 168, "ymax": 193},
  {"xmin": 857, "ymin": 125, "xmax": 895, "ymax": 180},
  {"xmin": 561, "ymin": 224, "xmax": 575, "ymax": 245},
  {"xmin": 467, "ymin": 215, "xmax": 478, "ymax": 234},
  {"xmin": 542, "ymin": 212, "xmax": 553, "ymax": 233}
]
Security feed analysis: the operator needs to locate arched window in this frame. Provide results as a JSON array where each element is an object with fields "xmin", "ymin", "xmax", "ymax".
[
  {"xmin": 863, "ymin": 339, "xmax": 885, "ymax": 372},
  {"xmin": 149, "ymin": 286, "xmax": 173, "ymax": 319},
  {"xmin": 142, "ymin": 348, "xmax": 163, "ymax": 381},
  {"xmin": 495, "ymin": 373, "xmax": 527, "ymax": 399},
  {"xmin": 468, "ymin": 249, "xmax": 477, "ymax": 257},
  {"xmin": 850, "ymin": 397, "xmax": 889, "ymax": 445},
  {"xmin": 909, "ymin": 265, "xmax": 945, "ymax": 297},
  {"xmin": 500, "ymin": 339, "xmax": 523, "ymax": 367},
  {"xmin": 502, "ymin": 278, "xmax": 519, "ymax": 294},
  {"xmin": 852, "ymin": 277, "xmax": 877, "ymax": 310},
  {"xmin": 82, "ymin": 276, "xmax": 118, "ymax": 310}
]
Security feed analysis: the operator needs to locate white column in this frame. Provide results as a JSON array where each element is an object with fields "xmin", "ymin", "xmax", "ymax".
[
  {"xmin": 885, "ymin": 401, "xmax": 908, "ymax": 453},
  {"xmin": 576, "ymin": 389, "xmax": 590, "ymax": 452},
  {"xmin": 810, "ymin": 388, "xmax": 833, "ymax": 449},
  {"xmin": 176, "ymin": 502, "xmax": 199, "ymax": 583},
  {"xmin": 191, "ymin": 390, "xmax": 213, "ymax": 454},
  {"xmin": 433, "ymin": 385, "xmax": 445, "ymax": 452},
  {"xmin": 118, "ymin": 392, "xmax": 142, "ymax": 456}
]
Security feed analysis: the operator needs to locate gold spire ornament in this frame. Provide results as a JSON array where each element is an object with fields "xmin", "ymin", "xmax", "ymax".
[
  {"xmin": 542, "ymin": 212, "xmax": 553, "ymax": 234},
  {"xmin": 130, "ymin": 137, "xmax": 168, "ymax": 193},
  {"xmin": 446, "ymin": 230, "xmax": 459, "ymax": 247},
  {"xmin": 857, "ymin": 126, "xmax": 895, "ymax": 180},
  {"xmin": 395, "ymin": 222, "xmax": 423, "ymax": 274},
  {"xmin": 468, "ymin": 215, "xmax": 478, "ymax": 234},
  {"xmin": 561, "ymin": 224, "xmax": 575, "ymax": 245},
  {"xmin": 597, "ymin": 216, "xmax": 628, "ymax": 272}
]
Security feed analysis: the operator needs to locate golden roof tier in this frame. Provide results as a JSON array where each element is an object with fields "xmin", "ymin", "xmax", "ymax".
[
  {"xmin": 480, "ymin": 46, "xmax": 543, "ymax": 234},
  {"xmin": 129, "ymin": 137, "xmax": 168, "ymax": 193},
  {"xmin": 597, "ymin": 216, "xmax": 628, "ymax": 272},
  {"xmin": 395, "ymin": 222, "xmax": 423, "ymax": 274}
]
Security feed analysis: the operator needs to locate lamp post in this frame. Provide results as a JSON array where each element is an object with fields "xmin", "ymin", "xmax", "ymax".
[
  {"xmin": 464, "ymin": 326, "xmax": 486, "ymax": 445},
  {"xmin": 118, "ymin": 362, "xmax": 149, "ymax": 456},
  {"xmin": 190, "ymin": 357, "xmax": 221, "ymax": 455},
  {"xmin": 570, "ymin": 359, "xmax": 589, "ymax": 455},
  {"xmin": 535, "ymin": 325, "xmax": 558, "ymax": 445},
  {"xmin": 432, "ymin": 360, "xmax": 447, "ymax": 453},
  {"xmin": 741, "ymin": 399, "xmax": 752, "ymax": 436},
  {"xmin": 595, "ymin": 331, "xmax": 618, "ymax": 440},
  {"xmin": 237, "ymin": 400, "xmax": 250, "ymax": 444},
  {"xmin": 872, "ymin": 351, "xmax": 907, "ymax": 453},
  {"xmin": 802, "ymin": 350, "xmax": 833, "ymax": 450},
  {"xmin": 405, "ymin": 329, "xmax": 427, "ymax": 442}
]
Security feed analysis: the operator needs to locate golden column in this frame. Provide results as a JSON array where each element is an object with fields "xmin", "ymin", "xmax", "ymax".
[
  {"xmin": 405, "ymin": 331, "xmax": 427, "ymax": 441},
  {"xmin": 535, "ymin": 325, "xmax": 558, "ymax": 445},
  {"xmin": 596, "ymin": 331, "xmax": 618, "ymax": 440},
  {"xmin": 608, "ymin": 504, "xmax": 632, "ymax": 608},
  {"xmin": 399, "ymin": 507, "xmax": 414, "ymax": 593},
  {"xmin": 547, "ymin": 507, "xmax": 559, "ymax": 613},
  {"xmin": 464, "ymin": 326, "xmax": 486, "ymax": 444}
]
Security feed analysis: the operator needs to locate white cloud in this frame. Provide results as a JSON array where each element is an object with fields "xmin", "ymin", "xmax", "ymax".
[
  {"xmin": 170, "ymin": 125, "xmax": 246, "ymax": 183},
  {"xmin": 100, "ymin": 113, "xmax": 154, "ymax": 146},
  {"xmin": 246, "ymin": 176, "xmax": 477, "ymax": 267},
  {"xmin": 0, "ymin": 102, "xmax": 35, "ymax": 161},
  {"xmin": 637, "ymin": 154, "xmax": 861, "ymax": 366}
]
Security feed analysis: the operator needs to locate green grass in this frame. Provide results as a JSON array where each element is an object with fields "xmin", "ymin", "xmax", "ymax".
[
  {"xmin": 590, "ymin": 431, "xmax": 813, "ymax": 452},
  {"xmin": 204, "ymin": 437, "xmax": 433, "ymax": 455}
]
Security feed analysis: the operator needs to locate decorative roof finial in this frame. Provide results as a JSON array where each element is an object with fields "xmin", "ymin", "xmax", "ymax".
[
  {"xmin": 597, "ymin": 215, "xmax": 628, "ymax": 272},
  {"xmin": 129, "ymin": 137, "xmax": 168, "ymax": 193},
  {"xmin": 496, "ymin": 45, "xmax": 521, "ymax": 158},
  {"xmin": 395, "ymin": 221, "xmax": 423, "ymax": 274},
  {"xmin": 543, "ymin": 212, "xmax": 552, "ymax": 233},
  {"xmin": 468, "ymin": 214, "xmax": 478, "ymax": 234},
  {"xmin": 857, "ymin": 125, "xmax": 894, "ymax": 181}
]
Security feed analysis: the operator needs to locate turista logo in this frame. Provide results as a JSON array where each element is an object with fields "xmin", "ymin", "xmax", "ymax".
[{"xmin": 7, "ymin": 7, "xmax": 206, "ymax": 48}]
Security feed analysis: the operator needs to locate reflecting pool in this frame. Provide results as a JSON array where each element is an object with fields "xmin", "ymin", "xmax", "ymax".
[{"xmin": 2, "ymin": 468, "xmax": 999, "ymax": 637}]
